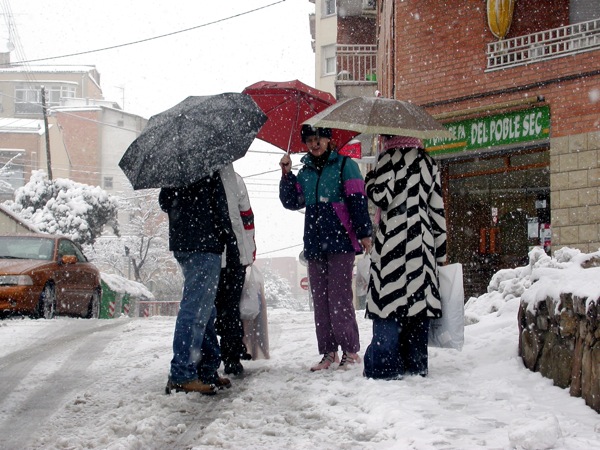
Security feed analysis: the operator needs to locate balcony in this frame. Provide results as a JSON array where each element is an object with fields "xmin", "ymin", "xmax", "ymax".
[
  {"xmin": 335, "ymin": 44, "xmax": 377, "ymax": 98},
  {"xmin": 486, "ymin": 18, "xmax": 600, "ymax": 71},
  {"xmin": 338, "ymin": 0, "xmax": 376, "ymax": 17}
]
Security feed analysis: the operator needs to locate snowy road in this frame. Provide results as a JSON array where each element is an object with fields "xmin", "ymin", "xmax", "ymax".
[
  {"xmin": 0, "ymin": 320, "xmax": 131, "ymax": 448},
  {"xmin": 0, "ymin": 306, "xmax": 599, "ymax": 450}
]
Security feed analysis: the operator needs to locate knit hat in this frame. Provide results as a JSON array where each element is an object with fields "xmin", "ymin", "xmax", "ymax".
[
  {"xmin": 383, "ymin": 135, "xmax": 423, "ymax": 151},
  {"xmin": 301, "ymin": 124, "xmax": 332, "ymax": 143}
]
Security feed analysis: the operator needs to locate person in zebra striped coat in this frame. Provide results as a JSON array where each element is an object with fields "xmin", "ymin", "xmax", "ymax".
[{"xmin": 363, "ymin": 135, "xmax": 447, "ymax": 380}]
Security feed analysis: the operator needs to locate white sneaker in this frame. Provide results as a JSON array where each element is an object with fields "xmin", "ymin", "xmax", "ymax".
[
  {"xmin": 310, "ymin": 352, "xmax": 339, "ymax": 371},
  {"xmin": 338, "ymin": 351, "xmax": 361, "ymax": 370}
]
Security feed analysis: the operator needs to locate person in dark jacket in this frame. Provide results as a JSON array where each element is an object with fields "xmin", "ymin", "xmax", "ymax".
[
  {"xmin": 279, "ymin": 125, "xmax": 372, "ymax": 371},
  {"xmin": 160, "ymin": 172, "xmax": 233, "ymax": 395}
]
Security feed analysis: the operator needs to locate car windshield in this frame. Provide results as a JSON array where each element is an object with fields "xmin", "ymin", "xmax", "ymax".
[{"xmin": 0, "ymin": 236, "xmax": 55, "ymax": 261}]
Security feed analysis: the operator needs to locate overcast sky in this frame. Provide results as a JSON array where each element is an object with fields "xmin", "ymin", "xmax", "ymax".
[{"xmin": 7, "ymin": 1, "xmax": 315, "ymax": 118}]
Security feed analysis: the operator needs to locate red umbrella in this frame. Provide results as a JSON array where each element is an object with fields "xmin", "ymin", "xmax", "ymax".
[{"xmin": 242, "ymin": 80, "xmax": 358, "ymax": 154}]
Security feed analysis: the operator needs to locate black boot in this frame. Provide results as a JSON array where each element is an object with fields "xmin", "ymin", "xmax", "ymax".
[{"xmin": 224, "ymin": 360, "xmax": 244, "ymax": 375}]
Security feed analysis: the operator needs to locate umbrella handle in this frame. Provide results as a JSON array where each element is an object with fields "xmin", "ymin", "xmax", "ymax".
[{"xmin": 281, "ymin": 151, "xmax": 291, "ymax": 176}]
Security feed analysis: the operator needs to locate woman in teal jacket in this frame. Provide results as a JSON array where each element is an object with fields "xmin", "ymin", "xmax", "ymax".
[{"xmin": 279, "ymin": 125, "xmax": 372, "ymax": 371}]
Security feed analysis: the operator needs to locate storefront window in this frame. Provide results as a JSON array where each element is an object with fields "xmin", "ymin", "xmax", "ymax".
[{"xmin": 444, "ymin": 148, "xmax": 550, "ymax": 297}]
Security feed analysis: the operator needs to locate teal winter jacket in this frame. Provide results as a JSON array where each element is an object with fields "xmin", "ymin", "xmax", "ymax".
[{"xmin": 279, "ymin": 151, "xmax": 372, "ymax": 260}]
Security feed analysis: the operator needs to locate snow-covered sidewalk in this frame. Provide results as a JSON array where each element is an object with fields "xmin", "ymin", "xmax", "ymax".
[{"xmin": 0, "ymin": 299, "xmax": 598, "ymax": 449}]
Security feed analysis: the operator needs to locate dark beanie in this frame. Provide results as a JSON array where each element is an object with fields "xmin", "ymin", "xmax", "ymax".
[{"xmin": 301, "ymin": 124, "xmax": 332, "ymax": 143}]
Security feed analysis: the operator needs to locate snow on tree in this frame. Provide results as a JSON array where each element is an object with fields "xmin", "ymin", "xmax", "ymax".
[
  {"xmin": 0, "ymin": 154, "xmax": 19, "ymax": 194},
  {"xmin": 118, "ymin": 192, "xmax": 170, "ymax": 283},
  {"xmin": 84, "ymin": 192, "xmax": 183, "ymax": 300},
  {"xmin": 262, "ymin": 267, "xmax": 307, "ymax": 311},
  {"xmin": 3, "ymin": 170, "xmax": 119, "ymax": 246}
]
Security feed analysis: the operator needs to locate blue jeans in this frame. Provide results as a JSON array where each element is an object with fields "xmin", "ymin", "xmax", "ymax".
[
  {"xmin": 363, "ymin": 316, "xmax": 430, "ymax": 380},
  {"xmin": 170, "ymin": 251, "xmax": 221, "ymax": 385}
]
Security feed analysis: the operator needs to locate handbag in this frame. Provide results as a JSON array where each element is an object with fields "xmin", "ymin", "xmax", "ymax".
[
  {"xmin": 239, "ymin": 265, "xmax": 263, "ymax": 320},
  {"xmin": 428, "ymin": 263, "xmax": 465, "ymax": 351}
]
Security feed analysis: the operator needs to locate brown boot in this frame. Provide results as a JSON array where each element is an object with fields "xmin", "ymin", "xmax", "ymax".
[{"xmin": 166, "ymin": 378, "xmax": 218, "ymax": 395}]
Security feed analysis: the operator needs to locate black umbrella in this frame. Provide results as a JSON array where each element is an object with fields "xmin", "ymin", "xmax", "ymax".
[{"xmin": 118, "ymin": 93, "xmax": 267, "ymax": 190}]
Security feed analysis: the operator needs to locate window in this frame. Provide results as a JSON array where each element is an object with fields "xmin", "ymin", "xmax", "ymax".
[
  {"xmin": 570, "ymin": 0, "xmax": 600, "ymax": 23},
  {"xmin": 47, "ymin": 86, "xmax": 76, "ymax": 105},
  {"xmin": 14, "ymin": 86, "xmax": 42, "ymax": 114},
  {"xmin": 104, "ymin": 177, "xmax": 113, "ymax": 190},
  {"xmin": 322, "ymin": 44, "xmax": 336, "ymax": 76},
  {"xmin": 363, "ymin": 0, "xmax": 376, "ymax": 10},
  {"xmin": 14, "ymin": 84, "xmax": 76, "ymax": 114},
  {"xmin": 15, "ymin": 86, "xmax": 39, "ymax": 103},
  {"xmin": 58, "ymin": 239, "xmax": 87, "ymax": 262},
  {"xmin": 323, "ymin": 0, "xmax": 335, "ymax": 17}
]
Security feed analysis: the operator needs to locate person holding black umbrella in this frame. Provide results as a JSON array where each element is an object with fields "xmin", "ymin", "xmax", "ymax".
[
  {"xmin": 118, "ymin": 92, "xmax": 268, "ymax": 394},
  {"xmin": 161, "ymin": 172, "xmax": 234, "ymax": 395},
  {"xmin": 279, "ymin": 125, "xmax": 372, "ymax": 372}
]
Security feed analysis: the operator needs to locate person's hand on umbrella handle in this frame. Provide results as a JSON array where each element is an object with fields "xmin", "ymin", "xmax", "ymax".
[
  {"xmin": 361, "ymin": 236, "xmax": 372, "ymax": 254},
  {"xmin": 280, "ymin": 154, "xmax": 292, "ymax": 176}
]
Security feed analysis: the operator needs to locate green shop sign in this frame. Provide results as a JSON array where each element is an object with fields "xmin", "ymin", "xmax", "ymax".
[{"xmin": 424, "ymin": 105, "xmax": 550, "ymax": 156}]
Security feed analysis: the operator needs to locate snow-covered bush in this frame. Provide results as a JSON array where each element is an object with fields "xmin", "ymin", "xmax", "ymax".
[
  {"xmin": 464, "ymin": 246, "xmax": 600, "ymax": 324},
  {"xmin": 3, "ymin": 170, "xmax": 119, "ymax": 246}
]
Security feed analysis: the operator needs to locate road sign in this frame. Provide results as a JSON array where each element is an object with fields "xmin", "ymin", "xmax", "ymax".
[{"xmin": 300, "ymin": 276, "xmax": 309, "ymax": 290}]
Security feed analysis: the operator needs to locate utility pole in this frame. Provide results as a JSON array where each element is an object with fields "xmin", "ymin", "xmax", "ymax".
[{"xmin": 40, "ymin": 86, "xmax": 53, "ymax": 180}]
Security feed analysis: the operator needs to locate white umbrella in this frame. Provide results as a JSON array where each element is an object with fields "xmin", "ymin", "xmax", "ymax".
[{"xmin": 303, "ymin": 96, "xmax": 454, "ymax": 139}]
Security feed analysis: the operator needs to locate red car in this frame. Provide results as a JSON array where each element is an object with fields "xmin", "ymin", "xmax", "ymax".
[{"xmin": 0, "ymin": 234, "xmax": 101, "ymax": 319}]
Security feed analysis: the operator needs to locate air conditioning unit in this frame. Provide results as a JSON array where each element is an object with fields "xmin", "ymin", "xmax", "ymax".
[{"xmin": 362, "ymin": 0, "xmax": 376, "ymax": 10}]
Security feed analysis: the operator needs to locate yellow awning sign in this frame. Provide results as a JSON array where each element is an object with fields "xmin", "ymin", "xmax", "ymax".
[{"xmin": 487, "ymin": 0, "xmax": 515, "ymax": 40}]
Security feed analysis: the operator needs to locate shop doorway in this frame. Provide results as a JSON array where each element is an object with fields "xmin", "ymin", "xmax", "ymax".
[{"xmin": 443, "ymin": 147, "xmax": 550, "ymax": 298}]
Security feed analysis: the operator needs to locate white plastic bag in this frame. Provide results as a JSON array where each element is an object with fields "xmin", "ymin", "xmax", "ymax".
[
  {"xmin": 356, "ymin": 254, "xmax": 371, "ymax": 297},
  {"xmin": 239, "ymin": 265, "xmax": 263, "ymax": 320},
  {"xmin": 429, "ymin": 263, "xmax": 465, "ymax": 351}
]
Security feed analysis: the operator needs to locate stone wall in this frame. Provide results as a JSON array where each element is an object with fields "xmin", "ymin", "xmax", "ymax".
[{"xmin": 518, "ymin": 259, "xmax": 600, "ymax": 412}]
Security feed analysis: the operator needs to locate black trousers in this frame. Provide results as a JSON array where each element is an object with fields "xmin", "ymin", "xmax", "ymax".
[{"xmin": 214, "ymin": 261, "xmax": 247, "ymax": 363}]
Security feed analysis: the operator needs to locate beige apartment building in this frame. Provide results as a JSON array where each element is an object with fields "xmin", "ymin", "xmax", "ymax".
[{"xmin": 0, "ymin": 56, "xmax": 146, "ymax": 212}]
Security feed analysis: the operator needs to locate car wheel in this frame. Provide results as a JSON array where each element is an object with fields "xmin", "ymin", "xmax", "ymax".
[
  {"xmin": 36, "ymin": 284, "xmax": 56, "ymax": 320},
  {"xmin": 85, "ymin": 288, "xmax": 101, "ymax": 319}
]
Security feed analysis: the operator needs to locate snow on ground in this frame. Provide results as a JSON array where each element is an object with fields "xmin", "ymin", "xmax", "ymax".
[{"xmin": 1, "ymin": 249, "xmax": 599, "ymax": 449}]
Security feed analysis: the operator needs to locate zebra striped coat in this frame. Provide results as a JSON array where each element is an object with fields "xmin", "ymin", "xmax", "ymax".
[{"xmin": 365, "ymin": 146, "xmax": 447, "ymax": 320}]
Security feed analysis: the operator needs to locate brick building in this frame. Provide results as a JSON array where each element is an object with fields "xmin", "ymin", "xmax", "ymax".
[
  {"xmin": 373, "ymin": 0, "xmax": 600, "ymax": 297},
  {"xmin": 310, "ymin": 1, "xmax": 599, "ymax": 297}
]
